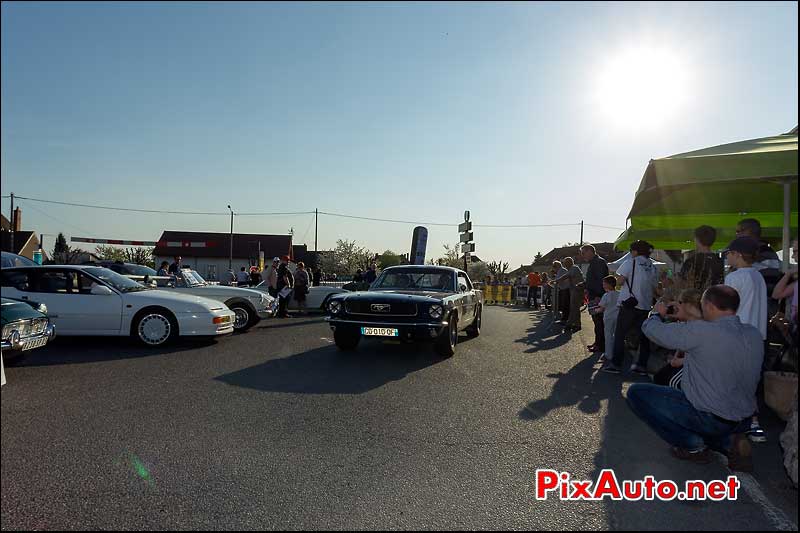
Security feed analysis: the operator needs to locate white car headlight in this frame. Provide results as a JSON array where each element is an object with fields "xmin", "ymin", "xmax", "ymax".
[
  {"xmin": 429, "ymin": 304, "xmax": 444, "ymax": 319},
  {"xmin": 329, "ymin": 300, "xmax": 342, "ymax": 315},
  {"xmin": 2, "ymin": 324, "xmax": 14, "ymax": 340}
]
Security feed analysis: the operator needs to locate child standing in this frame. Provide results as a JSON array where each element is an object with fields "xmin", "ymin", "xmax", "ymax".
[{"xmin": 593, "ymin": 275, "xmax": 619, "ymax": 364}]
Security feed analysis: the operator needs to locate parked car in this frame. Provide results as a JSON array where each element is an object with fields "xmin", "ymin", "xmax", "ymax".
[
  {"xmin": 86, "ymin": 261, "xmax": 158, "ymax": 277},
  {"xmin": 0, "ymin": 266, "xmax": 235, "ymax": 347},
  {"xmin": 251, "ymin": 281, "xmax": 346, "ymax": 312},
  {"xmin": 154, "ymin": 269, "xmax": 273, "ymax": 331},
  {"xmin": 325, "ymin": 265, "xmax": 483, "ymax": 357},
  {"xmin": 1, "ymin": 297, "xmax": 56, "ymax": 363},
  {"xmin": 1, "ymin": 251, "xmax": 37, "ymax": 268}
]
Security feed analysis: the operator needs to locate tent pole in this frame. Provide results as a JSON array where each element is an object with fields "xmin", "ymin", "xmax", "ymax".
[{"xmin": 783, "ymin": 180, "xmax": 792, "ymax": 270}]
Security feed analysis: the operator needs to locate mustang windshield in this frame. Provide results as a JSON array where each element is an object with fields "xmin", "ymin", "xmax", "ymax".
[
  {"xmin": 373, "ymin": 269, "xmax": 456, "ymax": 292},
  {"xmin": 88, "ymin": 268, "xmax": 151, "ymax": 293}
]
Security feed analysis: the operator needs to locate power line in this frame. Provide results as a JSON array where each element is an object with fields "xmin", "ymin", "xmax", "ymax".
[
  {"xmin": 5, "ymin": 194, "xmax": 625, "ymax": 231},
  {"xmin": 16, "ymin": 199, "xmax": 94, "ymax": 236},
  {"xmin": 319, "ymin": 211, "xmax": 457, "ymax": 227},
  {"xmin": 10, "ymin": 195, "xmax": 314, "ymax": 217}
]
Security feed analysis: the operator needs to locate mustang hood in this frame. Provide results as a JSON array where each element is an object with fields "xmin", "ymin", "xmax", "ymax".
[{"xmin": 335, "ymin": 290, "xmax": 452, "ymax": 303}]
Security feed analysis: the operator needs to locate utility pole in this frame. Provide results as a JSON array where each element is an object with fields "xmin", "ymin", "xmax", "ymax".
[
  {"xmin": 9, "ymin": 192, "xmax": 14, "ymax": 254},
  {"xmin": 580, "ymin": 220, "xmax": 584, "ymax": 246},
  {"xmin": 314, "ymin": 208, "xmax": 318, "ymax": 255},
  {"xmin": 227, "ymin": 205, "xmax": 234, "ymax": 270}
]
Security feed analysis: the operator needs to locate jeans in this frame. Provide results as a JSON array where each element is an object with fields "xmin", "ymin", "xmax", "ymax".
[
  {"xmin": 627, "ymin": 383, "xmax": 751, "ymax": 452},
  {"xmin": 277, "ymin": 289, "xmax": 292, "ymax": 317},
  {"xmin": 558, "ymin": 289, "xmax": 570, "ymax": 321},
  {"xmin": 567, "ymin": 287, "xmax": 583, "ymax": 328},
  {"xmin": 611, "ymin": 306, "xmax": 651, "ymax": 368},
  {"xmin": 527, "ymin": 287, "xmax": 539, "ymax": 307},
  {"xmin": 592, "ymin": 312, "xmax": 605, "ymax": 348}
]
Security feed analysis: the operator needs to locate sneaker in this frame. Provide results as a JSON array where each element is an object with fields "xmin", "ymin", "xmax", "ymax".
[
  {"xmin": 630, "ymin": 364, "xmax": 649, "ymax": 376},
  {"xmin": 587, "ymin": 343, "xmax": 598, "ymax": 350},
  {"xmin": 727, "ymin": 434, "xmax": 754, "ymax": 472},
  {"xmin": 747, "ymin": 423, "xmax": 767, "ymax": 443},
  {"xmin": 670, "ymin": 446, "xmax": 713, "ymax": 464},
  {"xmin": 597, "ymin": 353, "xmax": 608, "ymax": 364},
  {"xmin": 601, "ymin": 364, "xmax": 622, "ymax": 374}
]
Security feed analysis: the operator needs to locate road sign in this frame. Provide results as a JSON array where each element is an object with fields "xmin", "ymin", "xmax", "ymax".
[
  {"xmin": 460, "ymin": 232, "xmax": 474, "ymax": 243},
  {"xmin": 464, "ymin": 211, "xmax": 470, "ymax": 222},
  {"xmin": 458, "ymin": 221, "xmax": 472, "ymax": 233},
  {"xmin": 410, "ymin": 226, "xmax": 429, "ymax": 265},
  {"xmin": 461, "ymin": 243, "xmax": 475, "ymax": 253}
]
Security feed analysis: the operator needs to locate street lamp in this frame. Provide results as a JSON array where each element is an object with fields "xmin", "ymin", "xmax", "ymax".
[{"xmin": 227, "ymin": 205, "xmax": 234, "ymax": 271}]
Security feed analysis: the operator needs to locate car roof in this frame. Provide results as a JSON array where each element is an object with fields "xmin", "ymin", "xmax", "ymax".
[
  {"xmin": 382, "ymin": 265, "xmax": 466, "ymax": 275},
  {"xmin": 4, "ymin": 265, "xmax": 108, "ymax": 271}
]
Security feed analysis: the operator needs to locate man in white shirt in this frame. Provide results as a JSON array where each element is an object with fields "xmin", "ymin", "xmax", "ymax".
[
  {"xmin": 724, "ymin": 237, "xmax": 768, "ymax": 340},
  {"xmin": 603, "ymin": 240, "xmax": 659, "ymax": 375},
  {"xmin": 724, "ymin": 235, "xmax": 768, "ymax": 443}
]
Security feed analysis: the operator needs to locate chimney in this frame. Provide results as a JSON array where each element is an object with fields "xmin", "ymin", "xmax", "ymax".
[{"xmin": 13, "ymin": 207, "xmax": 22, "ymax": 232}]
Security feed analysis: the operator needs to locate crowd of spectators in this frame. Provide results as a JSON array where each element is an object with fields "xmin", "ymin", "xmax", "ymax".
[{"xmin": 593, "ymin": 218, "xmax": 798, "ymax": 471}]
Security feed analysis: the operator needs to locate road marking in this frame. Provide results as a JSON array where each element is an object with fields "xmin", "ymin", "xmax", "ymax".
[{"xmin": 725, "ymin": 466, "xmax": 797, "ymax": 531}]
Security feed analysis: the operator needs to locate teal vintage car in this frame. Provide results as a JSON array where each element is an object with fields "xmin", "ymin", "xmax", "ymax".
[{"xmin": 1, "ymin": 297, "xmax": 56, "ymax": 362}]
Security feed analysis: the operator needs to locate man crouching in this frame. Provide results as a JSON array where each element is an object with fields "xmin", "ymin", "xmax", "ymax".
[{"xmin": 626, "ymin": 285, "xmax": 762, "ymax": 471}]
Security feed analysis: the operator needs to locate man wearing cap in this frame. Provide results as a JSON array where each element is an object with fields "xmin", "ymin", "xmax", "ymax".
[
  {"xmin": 724, "ymin": 236, "xmax": 769, "ymax": 442},
  {"xmin": 276, "ymin": 255, "xmax": 295, "ymax": 318}
]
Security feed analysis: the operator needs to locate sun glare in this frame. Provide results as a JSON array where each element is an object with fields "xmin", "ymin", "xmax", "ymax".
[{"xmin": 595, "ymin": 46, "xmax": 690, "ymax": 128}]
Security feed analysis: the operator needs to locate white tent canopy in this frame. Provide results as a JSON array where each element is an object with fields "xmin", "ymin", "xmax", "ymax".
[{"xmin": 607, "ymin": 252, "xmax": 667, "ymax": 273}]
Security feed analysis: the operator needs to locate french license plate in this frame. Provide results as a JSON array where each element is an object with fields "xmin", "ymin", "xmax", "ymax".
[
  {"xmin": 361, "ymin": 327, "xmax": 399, "ymax": 337},
  {"xmin": 22, "ymin": 337, "xmax": 48, "ymax": 351}
]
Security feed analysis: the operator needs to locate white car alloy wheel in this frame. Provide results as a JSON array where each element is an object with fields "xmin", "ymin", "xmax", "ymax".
[
  {"xmin": 231, "ymin": 305, "xmax": 250, "ymax": 330},
  {"xmin": 138, "ymin": 313, "xmax": 172, "ymax": 346}
]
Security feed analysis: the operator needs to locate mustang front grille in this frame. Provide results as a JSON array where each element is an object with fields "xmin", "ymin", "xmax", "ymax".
[{"xmin": 345, "ymin": 302, "xmax": 418, "ymax": 317}]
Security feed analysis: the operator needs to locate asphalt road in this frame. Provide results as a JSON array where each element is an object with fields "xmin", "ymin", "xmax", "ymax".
[{"xmin": 2, "ymin": 307, "xmax": 797, "ymax": 530}]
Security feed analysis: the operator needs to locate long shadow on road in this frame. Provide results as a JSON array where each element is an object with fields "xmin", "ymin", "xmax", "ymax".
[
  {"xmin": 519, "ymin": 311, "xmax": 798, "ymax": 530},
  {"xmin": 6, "ymin": 336, "xmax": 218, "ymax": 367},
  {"xmin": 215, "ymin": 343, "xmax": 443, "ymax": 395},
  {"xmin": 514, "ymin": 311, "xmax": 574, "ymax": 353}
]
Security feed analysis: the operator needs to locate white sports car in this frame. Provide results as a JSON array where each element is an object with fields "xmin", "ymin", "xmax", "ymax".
[
  {"xmin": 252, "ymin": 281, "xmax": 346, "ymax": 312},
  {"xmin": 153, "ymin": 269, "xmax": 273, "ymax": 331},
  {"xmin": 0, "ymin": 266, "xmax": 235, "ymax": 347}
]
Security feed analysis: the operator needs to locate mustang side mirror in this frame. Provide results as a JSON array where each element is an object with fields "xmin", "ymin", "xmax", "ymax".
[{"xmin": 90, "ymin": 285, "xmax": 115, "ymax": 296}]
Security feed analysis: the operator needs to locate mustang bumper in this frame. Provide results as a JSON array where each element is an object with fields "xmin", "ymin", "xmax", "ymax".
[{"xmin": 327, "ymin": 318, "xmax": 449, "ymax": 342}]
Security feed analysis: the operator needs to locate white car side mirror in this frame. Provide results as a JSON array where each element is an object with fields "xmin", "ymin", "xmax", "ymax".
[{"xmin": 90, "ymin": 285, "xmax": 115, "ymax": 296}]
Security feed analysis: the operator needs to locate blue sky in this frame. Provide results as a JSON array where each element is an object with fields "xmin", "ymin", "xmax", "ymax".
[{"xmin": 2, "ymin": 1, "xmax": 797, "ymax": 268}]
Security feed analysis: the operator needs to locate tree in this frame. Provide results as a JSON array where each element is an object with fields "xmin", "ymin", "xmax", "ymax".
[
  {"xmin": 434, "ymin": 243, "xmax": 463, "ymax": 268},
  {"xmin": 377, "ymin": 250, "xmax": 404, "ymax": 269},
  {"xmin": 319, "ymin": 239, "xmax": 374, "ymax": 276},
  {"xmin": 94, "ymin": 245, "xmax": 156, "ymax": 268},
  {"xmin": 468, "ymin": 261, "xmax": 490, "ymax": 282},
  {"xmin": 487, "ymin": 260, "xmax": 509, "ymax": 278},
  {"xmin": 50, "ymin": 232, "xmax": 86, "ymax": 264}
]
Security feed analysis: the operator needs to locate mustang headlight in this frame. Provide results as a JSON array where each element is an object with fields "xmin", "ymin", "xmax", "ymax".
[
  {"xmin": 429, "ymin": 304, "xmax": 444, "ymax": 319},
  {"xmin": 329, "ymin": 300, "xmax": 343, "ymax": 315},
  {"xmin": 2, "ymin": 324, "xmax": 16, "ymax": 341}
]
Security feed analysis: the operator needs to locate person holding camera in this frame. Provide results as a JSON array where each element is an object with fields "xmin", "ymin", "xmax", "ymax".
[
  {"xmin": 652, "ymin": 289, "xmax": 704, "ymax": 389},
  {"xmin": 602, "ymin": 240, "xmax": 659, "ymax": 375},
  {"xmin": 626, "ymin": 285, "xmax": 763, "ymax": 470}
]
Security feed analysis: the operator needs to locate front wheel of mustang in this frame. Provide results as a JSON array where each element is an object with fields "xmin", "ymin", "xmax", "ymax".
[
  {"xmin": 435, "ymin": 315, "xmax": 457, "ymax": 358},
  {"xmin": 334, "ymin": 329, "xmax": 360, "ymax": 350}
]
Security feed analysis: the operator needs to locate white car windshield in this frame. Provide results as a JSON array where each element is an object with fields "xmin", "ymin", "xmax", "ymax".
[
  {"xmin": 87, "ymin": 267, "xmax": 151, "ymax": 293},
  {"xmin": 182, "ymin": 270, "xmax": 208, "ymax": 287}
]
